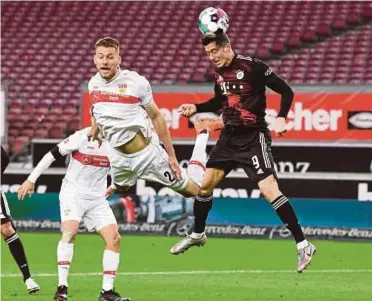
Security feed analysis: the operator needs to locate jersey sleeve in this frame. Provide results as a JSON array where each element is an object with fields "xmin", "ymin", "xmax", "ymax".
[
  {"xmin": 57, "ymin": 130, "xmax": 88, "ymax": 156},
  {"xmin": 252, "ymin": 58, "xmax": 274, "ymax": 79},
  {"xmin": 251, "ymin": 59, "xmax": 294, "ymax": 118},
  {"xmin": 195, "ymin": 82, "xmax": 224, "ymax": 113},
  {"xmin": 87, "ymin": 78, "xmax": 94, "ymax": 93},
  {"xmin": 139, "ymin": 76, "xmax": 154, "ymax": 107}
]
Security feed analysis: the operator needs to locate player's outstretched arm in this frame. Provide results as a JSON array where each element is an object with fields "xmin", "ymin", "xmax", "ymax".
[
  {"xmin": 17, "ymin": 130, "xmax": 83, "ymax": 200},
  {"xmin": 145, "ymin": 101, "xmax": 182, "ymax": 179},
  {"xmin": 178, "ymin": 83, "xmax": 224, "ymax": 117},
  {"xmin": 17, "ymin": 150, "xmax": 58, "ymax": 200}
]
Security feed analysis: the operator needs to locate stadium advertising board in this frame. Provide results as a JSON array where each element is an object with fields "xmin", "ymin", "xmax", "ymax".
[
  {"xmin": 11, "ymin": 220, "xmax": 372, "ymax": 242},
  {"xmin": 7, "ymin": 194, "xmax": 372, "ymax": 228},
  {"xmin": 2, "ymin": 173, "xmax": 372, "ymax": 201},
  {"xmin": 31, "ymin": 140, "xmax": 372, "ymax": 173},
  {"xmin": 5, "ymin": 193, "xmax": 372, "ymax": 241},
  {"xmin": 81, "ymin": 92, "xmax": 372, "ymax": 141}
]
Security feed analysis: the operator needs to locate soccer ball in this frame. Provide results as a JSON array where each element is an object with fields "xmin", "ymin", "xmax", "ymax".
[{"xmin": 198, "ymin": 7, "xmax": 229, "ymax": 37}]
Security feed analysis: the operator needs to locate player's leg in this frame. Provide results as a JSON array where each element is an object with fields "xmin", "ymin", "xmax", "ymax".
[
  {"xmin": 243, "ymin": 132, "xmax": 315, "ymax": 272},
  {"xmin": 54, "ymin": 220, "xmax": 79, "ymax": 301},
  {"xmin": 54, "ymin": 193, "xmax": 83, "ymax": 301},
  {"xmin": 149, "ymin": 128, "xmax": 210, "ymax": 198},
  {"xmin": 258, "ymin": 175, "xmax": 316, "ymax": 272},
  {"xmin": 170, "ymin": 134, "xmax": 236, "ymax": 254},
  {"xmin": 98, "ymin": 225, "xmax": 130, "ymax": 301},
  {"xmin": 179, "ymin": 116, "xmax": 225, "ymax": 197},
  {"xmin": 170, "ymin": 167, "xmax": 226, "ymax": 255},
  {"xmin": 139, "ymin": 115, "xmax": 223, "ymax": 198},
  {"xmin": 1, "ymin": 193, "xmax": 40, "ymax": 293},
  {"xmin": 84, "ymin": 201, "xmax": 130, "ymax": 301}
]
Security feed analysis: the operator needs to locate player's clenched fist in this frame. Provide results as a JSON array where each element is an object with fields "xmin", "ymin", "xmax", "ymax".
[
  {"xmin": 177, "ymin": 104, "xmax": 197, "ymax": 117},
  {"xmin": 17, "ymin": 180, "xmax": 35, "ymax": 201},
  {"xmin": 273, "ymin": 117, "xmax": 287, "ymax": 137}
]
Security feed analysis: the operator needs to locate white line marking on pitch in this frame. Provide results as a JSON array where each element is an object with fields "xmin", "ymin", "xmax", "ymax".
[{"xmin": 2, "ymin": 269, "xmax": 372, "ymax": 278}]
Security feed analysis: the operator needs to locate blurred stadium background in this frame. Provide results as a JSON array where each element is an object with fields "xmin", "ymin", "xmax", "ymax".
[{"xmin": 1, "ymin": 1, "xmax": 372, "ymax": 301}]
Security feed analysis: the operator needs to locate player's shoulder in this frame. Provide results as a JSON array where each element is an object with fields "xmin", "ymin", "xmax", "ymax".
[
  {"xmin": 70, "ymin": 127, "xmax": 91, "ymax": 139},
  {"xmin": 234, "ymin": 54, "xmax": 268, "ymax": 70},
  {"xmin": 122, "ymin": 69, "xmax": 150, "ymax": 85},
  {"xmin": 88, "ymin": 72, "xmax": 102, "ymax": 89}
]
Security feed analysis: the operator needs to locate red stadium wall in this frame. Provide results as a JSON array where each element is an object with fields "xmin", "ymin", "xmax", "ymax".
[{"xmin": 81, "ymin": 92, "xmax": 372, "ymax": 141}]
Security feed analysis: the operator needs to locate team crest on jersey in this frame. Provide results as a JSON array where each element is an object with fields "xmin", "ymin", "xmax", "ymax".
[
  {"xmin": 236, "ymin": 70, "xmax": 244, "ymax": 80},
  {"xmin": 118, "ymin": 83, "xmax": 127, "ymax": 93}
]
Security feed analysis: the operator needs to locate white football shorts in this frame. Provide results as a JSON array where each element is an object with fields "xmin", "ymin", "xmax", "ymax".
[
  {"xmin": 107, "ymin": 139, "xmax": 188, "ymax": 192},
  {"xmin": 59, "ymin": 189, "xmax": 117, "ymax": 232}
]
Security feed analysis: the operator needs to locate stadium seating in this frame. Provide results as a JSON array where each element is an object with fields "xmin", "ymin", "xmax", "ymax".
[{"xmin": 1, "ymin": 1, "xmax": 372, "ymax": 149}]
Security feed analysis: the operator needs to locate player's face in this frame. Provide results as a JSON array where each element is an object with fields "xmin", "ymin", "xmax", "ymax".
[
  {"xmin": 94, "ymin": 46, "xmax": 121, "ymax": 80},
  {"xmin": 204, "ymin": 42, "xmax": 231, "ymax": 68}
]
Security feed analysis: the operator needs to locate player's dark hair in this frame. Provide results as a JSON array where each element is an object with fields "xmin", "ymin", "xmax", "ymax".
[
  {"xmin": 95, "ymin": 37, "xmax": 120, "ymax": 53},
  {"xmin": 201, "ymin": 33, "xmax": 230, "ymax": 47}
]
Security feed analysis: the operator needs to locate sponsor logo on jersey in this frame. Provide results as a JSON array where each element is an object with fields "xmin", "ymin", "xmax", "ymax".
[
  {"xmin": 90, "ymin": 90, "xmax": 139, "ymax": 104},
  {"xmin": 82, "ymin": 154, "xmax": 93, "ymax": 165},
  {"xmin": 72, "ymin": 151, "xmax": 110, "ymax": 167}
]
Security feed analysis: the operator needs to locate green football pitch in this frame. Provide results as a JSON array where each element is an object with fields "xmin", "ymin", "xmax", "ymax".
[{"xmin": 1, "ymin": 233, "xmax": 371, "ymax": 301}]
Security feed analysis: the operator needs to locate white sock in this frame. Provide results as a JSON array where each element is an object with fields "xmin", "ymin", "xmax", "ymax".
[
  {"xmin": 296, "ymin": 239, "xmax": 309, "ymax": 250},
  {"xmin": 102, "ymin": 250, "xmax": 120, "ymax": 291},
  {"xmin": 57, "ymin": 241, "xmax": 74, "ymax": 287},
  {"xmin": 191, "ymin": 232, "xmax": 205, "ymax": 239},
  {"xmin": 187, "ymin": 132, "xmax": 209, "ymax": 186}
]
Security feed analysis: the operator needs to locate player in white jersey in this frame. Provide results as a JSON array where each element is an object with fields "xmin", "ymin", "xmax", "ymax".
[
  {"xmin": 89, "ymin": 37, "xmax": 221, "ymax": 207},
  {"xmin": 17, "ymin": 127, "xmax": 130, "ymax": 301}
]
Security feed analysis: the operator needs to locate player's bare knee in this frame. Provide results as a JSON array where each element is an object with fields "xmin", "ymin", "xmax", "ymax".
[
  {"xmin": 1, "ymin": 222, "xmax": 15, "ymax": 238},
  {"xmin": 61, "ymin": 231, "xmax": 77, "ymax": 243},
  {"xmin": 199, "ymin": 185, "xmax": 213, "ymax": 196},
  {"xmin": 113, "ymin": 232, "xmax": 121, "ymax": 248},
  {"xmin": 178, "ymin": 179, "xmax": 200, "ymax": 198},
  {"xmin": 107, "ymin": 232, "xmax": 121, "ymax": 250},
  {"xmin": 258, "ymin": 176, "xmax": 281, "ymax": 202}
]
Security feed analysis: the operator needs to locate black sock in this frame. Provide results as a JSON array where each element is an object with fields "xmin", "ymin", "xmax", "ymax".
[
  {"xmin": 5, "ymin": 233, "xmax": 31, "ymax": 281},
  {"xmin": 193, "ymin": 195, "xmax": 213, "ymax": 233},
  {"xmin": 272, "ymin": 195, "xmax": 305, "ymax": 243}
]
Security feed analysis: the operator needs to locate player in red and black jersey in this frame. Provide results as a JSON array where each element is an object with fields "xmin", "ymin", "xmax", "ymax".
[
  {"xmin": 1, "ymin": 146, "xmax": 40, "ymax": 293},
  {"xmin": 170, "ymin": 34, "xmax": 316, "ymax": 272}
]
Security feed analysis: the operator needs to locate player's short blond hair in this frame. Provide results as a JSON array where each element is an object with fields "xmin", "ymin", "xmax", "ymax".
[{"xmin": 95, "ymin": 37, "xmax": 120, "ymax": 53}]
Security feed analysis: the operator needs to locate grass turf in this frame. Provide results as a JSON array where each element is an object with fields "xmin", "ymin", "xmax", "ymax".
[{"xmin": 1, "ymin": 233, "xmax": 371, "ymax": 301}]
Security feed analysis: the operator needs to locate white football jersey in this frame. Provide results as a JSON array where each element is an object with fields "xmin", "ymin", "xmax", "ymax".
[
  {"xmin": 88, "ymin": 69, "xmax": 154, "ymax": 147},
  {"xmin": 58, "ymin": 127, "xmax": 111, "ymax": 200}
]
